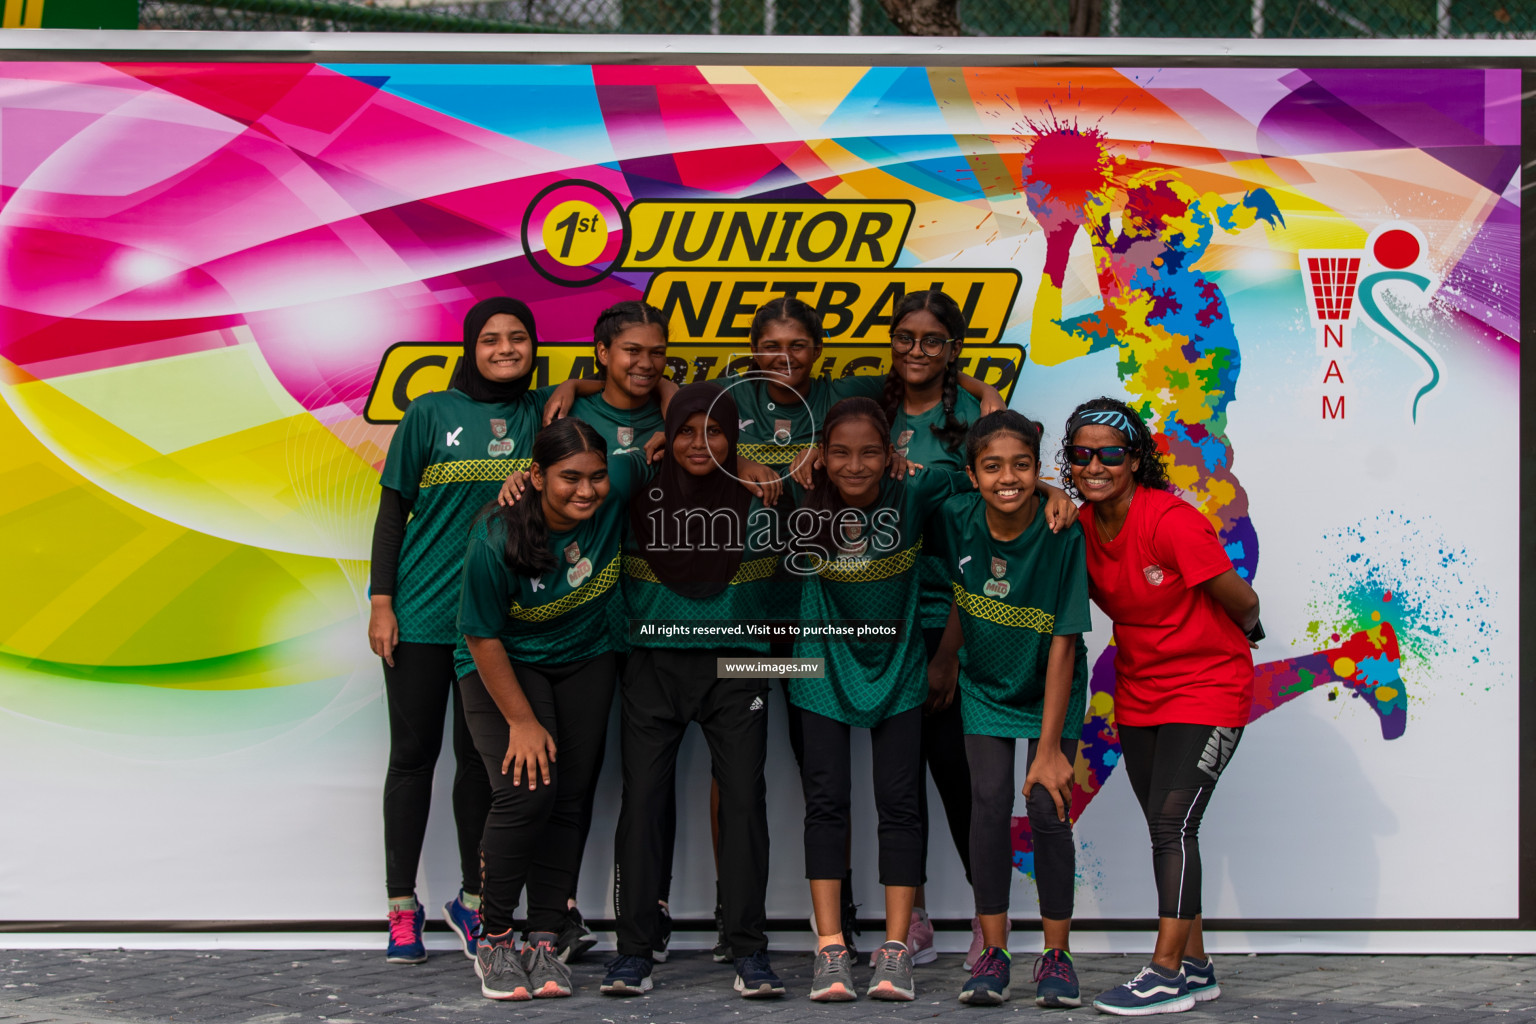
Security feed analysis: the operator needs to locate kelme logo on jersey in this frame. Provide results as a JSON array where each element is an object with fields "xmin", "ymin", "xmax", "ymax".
[
  {"xmin": 983, "ymin": 557, "xmax": 1010, "ymax": 598},
  {"xmin": 488, "ymin": 438, "xmax": 515, "ymax": 457},
  {"xmin": 490, "ymin": 418, "xmax": 507, "ymax": 439},
  {"xmin": 616, "ymin": 427, "xmax": 635, "ymax": 448},
  {"xmin": 1144, "ymin": 564, "xmax": 1166, "ymax": 586}
]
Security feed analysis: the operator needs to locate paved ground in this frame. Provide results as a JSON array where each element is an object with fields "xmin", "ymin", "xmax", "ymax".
[{"xmin": 1, "ymin": 948, "xmax": 1532, "ymax": 1024}]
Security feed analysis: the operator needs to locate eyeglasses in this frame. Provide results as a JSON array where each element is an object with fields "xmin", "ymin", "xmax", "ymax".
[
  {"xmin": 1065, "ymin": 445, "xmax": 1129, "ymax": 468},
  {"xmin": 890, "ymin": 333, "xmax": 956, "ymax": 356}
]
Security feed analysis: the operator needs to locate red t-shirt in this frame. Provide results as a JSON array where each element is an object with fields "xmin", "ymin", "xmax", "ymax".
[{"xmin": 1080, "ymin": 486, "xmax": 1254, "ymax": 728}]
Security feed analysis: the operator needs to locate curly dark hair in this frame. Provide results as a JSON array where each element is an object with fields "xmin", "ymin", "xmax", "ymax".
[{"xmin": 1056, "ymin": 396, "xmax": 1170, "ymax": 500}]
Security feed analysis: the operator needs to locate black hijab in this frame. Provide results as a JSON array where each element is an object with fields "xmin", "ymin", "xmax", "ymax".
[
  {"xmin": 451, "ymin": 297, "xmax": 537, "ymax": 404},
  {"xmin": 629, "ymin": 381, "xmax": 755, "ymax": 600}
]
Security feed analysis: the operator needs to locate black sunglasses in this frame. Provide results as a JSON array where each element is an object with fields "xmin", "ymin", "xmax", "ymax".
[{"xmin": 1065, "ymin": 445, "xmax": 1130, "ymax": 468}]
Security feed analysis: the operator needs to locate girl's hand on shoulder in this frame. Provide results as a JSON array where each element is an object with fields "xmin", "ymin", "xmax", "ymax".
[
  {"xmin": 367, "ymin": 596, "xmax": 398, "ymax": 668},
  {"xmin": 790, "ymin": 445, "xmax": 822, "ymax": 489},
  {"xmin": 542, "ymin": 380, "xmax": 579, "ymax": 425},
  {"xmin": 497, "ymin": 470, "xmax": 530, "ymax": 506},
  {"xmin": 1041, "ymin": 485, "xmax": 1079, "ymax": 533},
  {"xmin": 643, "ymin": 430, "xmax": 667, "ymax": 464},
  {"xmin": 503, "ymin": 717, "xmax": 558, "ymax": 790},
  {"xmin": 1022, "ymin": 742, "xmax": 1074, "ymax": 822},
  {"xmin": 978, "ymin": 389, "xmax": 1006, "ymax": 416},
  {"xmin": 890, "ymin": 450, "xmax": 922, "ymax": 478},
  {"xmin": 737, "ymin": 457, "xmax": 782, "ymax": 506}
]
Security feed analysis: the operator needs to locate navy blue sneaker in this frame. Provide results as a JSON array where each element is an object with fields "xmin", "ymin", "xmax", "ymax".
[
  {"xmin": 443, "ymin": 892, "xmax": 481, "ymax": 960},
  {"xmin": 958, "ymin": 946, "xmax": 1011, "ymax": 1005},
  {"xmin": 385, "ymin": 897, "xmax": 426, "ymax": 964},
  {"xmin": 1093, "ymin": 964, "xmax": 1195, "ymax": 1016},
  {"xmin": 1181, "ymin": 957, "xmax": 1220, "ymax": 1002},
  {"xmin": 600, "ymin": 953, "xmax": 654, "ymax": 996},
  {"xmin": 1034, "ymin": 948, "xmax": 1081, "ymax": 1008},
  {"xmin": 733, "ymin": 949, "xmax": 785, "ymax": 998}
]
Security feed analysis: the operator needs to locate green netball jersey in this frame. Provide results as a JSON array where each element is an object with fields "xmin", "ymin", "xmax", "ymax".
[
  {"xmin": 454, "ymin": 451, "xmax": 650, "ymax": 676},
  {"xmin": 732, "ymin": 373, "xmax": 884, "ymax": 467},
  {"xmin": 623, "ymin": 499, "xmax": 791, "ymax": 654},
  {"xmin": 570, "ymin": 391, "xmax": 664, "ymax": 455},
  {"xmin": 927, "ymin": 492, "xmax": 1092, "ymax": 739},
  {"xmin": 890, "ymin": 387, "xmax": 982, "ymax": 630},
  {"xmin": 380, "ymin": 385, "xmax": 554, "ymax": 644},
  {"xmin": 787, "ymin": 470, "xmax": 970, "ymax": 728}
]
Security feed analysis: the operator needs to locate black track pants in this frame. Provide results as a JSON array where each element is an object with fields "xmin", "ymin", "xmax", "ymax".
[{"xmin": 965, "ymin": 734, "xmax": 1076, "ymax": 918}]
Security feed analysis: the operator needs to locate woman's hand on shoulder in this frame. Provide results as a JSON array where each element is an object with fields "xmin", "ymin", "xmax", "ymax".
[
  {"xmin": 1040, "ymin": 483, "xmax": 1079, "ymax": 533},
  {"xmin": 737, "ymin": 457, "xmax": 782, "ymax": 506},
  {"xmin": 497, "ymin": 470, "xmax": 530, "ymax": 506},
  {"xmin": 542, "ymin": 379, "xmax": 579, "ymax": 425},
  {"xmin": 790, "ymin": 445, "xmax": 822, "ymax": 489}
]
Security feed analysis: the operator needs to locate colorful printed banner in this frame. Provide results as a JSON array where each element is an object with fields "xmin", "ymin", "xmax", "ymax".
[{"xmin": 0, "ymin": 60, "xmax": 1519, "ymax": 929}]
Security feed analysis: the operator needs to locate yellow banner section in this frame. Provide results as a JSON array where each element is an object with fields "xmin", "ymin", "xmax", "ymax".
[
  {"xmin": 364, "ymin": 341, "xmax": 1025, "ymax": 424},
  {"xmin": 642, "ymin": 269, "xmax": 1021, "ymax": 345},
  {"xmin": 622, "ymin": 200, "xmax": 914, "ymax": 270}
]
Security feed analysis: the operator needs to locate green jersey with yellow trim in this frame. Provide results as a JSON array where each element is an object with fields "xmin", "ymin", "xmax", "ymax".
[
  {"xmin": 890, "ymin": 386, "xmax": 983, "ymax": 630},
  {"xmin": 454, "ymin": 450, "xmax": 650, "ymax": 675},
  {"xmin": 570, "ymin": 391, "xmax": 664, "ymax": 456},
  {"xmin": 732, "ymin": 373, "xmax": 884, "ymax": 467},
  {"xmin": 380, "ymin": 385, "xmax": 554, "ymax": 644},
  {"xmin": 927, "ymin": 492, "xmax": 1092, "ymax": 739},
  {"xmin": 787, "ymin": 469, "xmax": 970, "ymax": 728},
  {"xmin": 623, "ymin": 497, "xmax": 792, "ymax": 654}
]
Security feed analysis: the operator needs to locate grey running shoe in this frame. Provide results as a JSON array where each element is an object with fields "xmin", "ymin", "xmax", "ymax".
[
  {"xmin": 808, "ymin": 943, "xmax": 857, "ymax": 1002},
  {"xmin": 867, "ymin": 940, "xmax": 915, "ymax": 1001},
  {"xmin": 475, "ymin": 935, "xmax": 531, "ymax": 1001},
  {"xmin": 522, "ymin": 931, "xmax": 573, "ymax": 998}
]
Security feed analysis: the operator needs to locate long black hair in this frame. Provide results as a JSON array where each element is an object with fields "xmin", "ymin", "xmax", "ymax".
[
  {"xmin": 488, "ymin": 417, "xmax": 606, "ymax": 577},
  {"xmin": 592, "ymin": 300, "xmax": 668, "ymax": 380},
  {"xmin": 1056, "ymin": 396, "xmax": 1170, "ymax": 500},
  {"xmin": 966, "ymin": 409, "xmax": 1043, "ymax": 467},
  {"xmin": 881, "ymin": 289, "xmax": 969, "ymax": 453}
]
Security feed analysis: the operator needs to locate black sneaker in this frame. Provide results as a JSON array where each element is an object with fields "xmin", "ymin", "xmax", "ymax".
[
  {"xmin": 652, "ymin": 901, "xmax": 672, "ymax": 963},
  {"xmin": 600, "ymin": 953, "xmax": 654, "ymax": 996},
  {"xmin": 733, "ymin": 949, "xmax": 785, "ymax": 999},
  {"xmin": 554, "ymin": 906, "xmax": 597, "ymax": 964},
  {"xmin": 711, "ymin": 902, "xmax": 730, "ymax": 963}
]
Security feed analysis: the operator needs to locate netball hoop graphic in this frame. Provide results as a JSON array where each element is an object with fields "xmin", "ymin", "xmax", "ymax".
[{"xmin": 1301, "ymin": 223, "xmax": 1441, "ymax": 423}]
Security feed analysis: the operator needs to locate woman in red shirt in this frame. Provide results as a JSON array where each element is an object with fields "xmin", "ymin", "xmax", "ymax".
[{"xmin": 1061, "ymin": 398, "xmax": 1261, "ymax": 1017}]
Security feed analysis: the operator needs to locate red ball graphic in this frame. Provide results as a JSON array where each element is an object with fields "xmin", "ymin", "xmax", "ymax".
[{"xmin": 1372, "ymin": 228, "xmax": 1421, "ymax": 270}]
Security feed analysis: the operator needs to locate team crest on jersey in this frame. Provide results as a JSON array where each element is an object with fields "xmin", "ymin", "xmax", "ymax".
[
  {"xmin": 1143, "ymin": 564, "xmax": 1166, "ymax": 586},
  {"xmin": 983, "ymin": 557, "xmax": 1010, "ymax": 598},
  {"xmin": 566, "ymin": 557, "xmax": 593, "ymax": 588},
  {"xmin": 487, "ymin": 438, "xmax": 514, "ymax": 457},
  {"xmin": 490, "ymin": 418, "xmax": 507, "ymax": 439},
  {"xmin": 616, "ymin": 426, "xmax": 635, "ymax": 448},
  {"xmin": 773, "ymin": 419, "xmax": 792, "ymax": 445},
  {"xmin": 564, "ymin": 541, "xmax": 582, "ymax": 565},
  {"xmin": 895, "ymin": 429, "xmax": 914, "ymax": 451}
]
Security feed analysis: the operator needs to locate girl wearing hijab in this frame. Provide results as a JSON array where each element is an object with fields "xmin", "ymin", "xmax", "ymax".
[
  {"xmin": 600, "ymin": 382, "xmax": 789, "ymax": 1001},
  {"xmin": 368, "ymin": 297, "xmax": 555, "ymax": 964}
]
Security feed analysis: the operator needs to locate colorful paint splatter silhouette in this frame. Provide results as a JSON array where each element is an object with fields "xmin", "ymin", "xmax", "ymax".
[{"xmin": 1010, "ymin": 123, "xmax": 1408, "ymax": 877}]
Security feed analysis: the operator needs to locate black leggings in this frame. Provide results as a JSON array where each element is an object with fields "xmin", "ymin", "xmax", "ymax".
[
  {"xmin": 1118, "ymin": 722, "xmax": 1243, "ymax": 920},
  {"xmin": 800, "ymin": 705, "xmax": 925, "ymax": 887},
  {"xmin": 459, "ymin": 654, "xmax": 617, "ymax": 936},
  {"xmin": 920, "ymin": 628, "xmax": 973, "ymax": 885},
  {"xmin": 383, "ymin": 641, "xmax": 491, "ymax": 899},
  {"xmin": 965, "ymin": 735, "xmax": 1076, "ymax": 919}
]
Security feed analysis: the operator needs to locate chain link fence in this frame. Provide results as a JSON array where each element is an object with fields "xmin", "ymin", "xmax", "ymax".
[{"xmin": 139, "ymin": 0, "xmax": 1534, "ymax": 37}]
